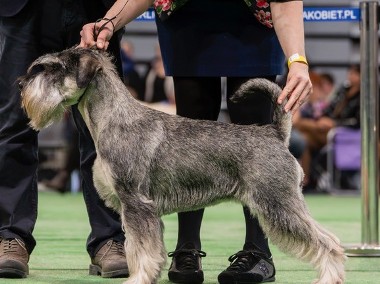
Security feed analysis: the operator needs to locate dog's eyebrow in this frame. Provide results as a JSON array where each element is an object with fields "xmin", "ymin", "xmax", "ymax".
[
  {"xmin": 28, "ymin": 62, "xmax": 65, "ymax": 77},
  {"xmin": 28, "ymin": 64, "xmax": 45, "ymax": 77},
  {"xmin": 33, "ymin": 57, "xmax": 66, "ymax": 70},
  {"xmin": 37, "ymin": 55, "xmax": 62, "ymax": 65}
]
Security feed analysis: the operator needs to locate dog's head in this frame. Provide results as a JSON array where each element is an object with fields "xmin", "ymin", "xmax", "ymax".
[{"xmin": 19, "ymin": 47, "xmax": 114, "ymax": 130}]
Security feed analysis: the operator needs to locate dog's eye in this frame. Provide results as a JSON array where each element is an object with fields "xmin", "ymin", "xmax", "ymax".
[{"xmin": 18, "ymin": 80, "xmax": 24, "ymax": 91}]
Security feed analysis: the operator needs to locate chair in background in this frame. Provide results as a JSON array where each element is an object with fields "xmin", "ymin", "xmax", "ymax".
[{"xmin": 326, "ymin": 127, "xmax": 361, "ymax": 192}]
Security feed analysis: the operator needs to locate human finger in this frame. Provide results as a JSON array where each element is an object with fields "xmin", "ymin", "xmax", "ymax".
[
  {"xmin": 282, "ymin": 83, "xmax": 303, "ymax": 112},
  {"xmin": 79, "ymin": 23, "xmax": 96, "ymax": 48},
  {"xmin": 94, "ymin": 29, "xmax": 111, "ymax": 50},
  {"xmin": 278, "ymin": 64, "xmax": 312, "ymax": 112},
  {"xmin": 284, "ymin": 79, "xmax": 311, "ymax": 112},
  {"xmin": 290, "ymin": 85, "xmax": 313, "ymax": 113},
  {"xmin": 93, "ymin": 20, "xmax": 114, "ymax": 50}
]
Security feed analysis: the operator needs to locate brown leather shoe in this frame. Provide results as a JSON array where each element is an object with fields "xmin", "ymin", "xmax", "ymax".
[
  {"xmin": 0, "ymin": 238, "xmax": 29, "ymax": 278},
  {"xmin": 89, "ymin": 240, "xmax": 129, "ymax": 278}
]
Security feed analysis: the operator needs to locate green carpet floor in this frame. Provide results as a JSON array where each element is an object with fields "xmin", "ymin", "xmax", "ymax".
[{"xmin": 2, "ymin": 191, "xmax": 380, "ymax": 284}]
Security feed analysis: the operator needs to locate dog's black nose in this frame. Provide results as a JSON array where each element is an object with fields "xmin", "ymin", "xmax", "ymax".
[{"xmin": 18, "ymin": 81, "xmax": 24, "ymax": 91}]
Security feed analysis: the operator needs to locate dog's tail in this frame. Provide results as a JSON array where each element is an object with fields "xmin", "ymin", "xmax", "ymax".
[{"xmin": 231, "ymin": 78, "xmax": 292, "ymax": 146}]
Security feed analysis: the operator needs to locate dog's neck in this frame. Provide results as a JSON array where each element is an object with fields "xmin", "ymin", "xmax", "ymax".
[{"xmin": 78, "ymin": 71, "xmax": 147, "ymax": 144}]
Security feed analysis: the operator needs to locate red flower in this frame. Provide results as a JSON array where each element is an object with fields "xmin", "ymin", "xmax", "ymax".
[
  {"xmin": 154, "ymin": 0, "xmax": 173, "ymax": 11},
  {"xmin": 256, "ymin": 0, "xmax": 269, "ymax": 9},
  {"xmin": 254, "ymin": 10, "xmax": 273, "ymax": 28}
]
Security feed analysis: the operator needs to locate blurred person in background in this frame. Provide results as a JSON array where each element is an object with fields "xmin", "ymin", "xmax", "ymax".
[
  {"xmin": 141, "ymin": 43, "xmax": 175, "ymax": 105},
  {"xmin": 293, "ymin": 66, "xmax": 360, "ymax": 190},
  {"xmin": 120, "ymin": 36, "xmax": 144, "ymax": 99},
  {"xmin": 293, "ymin": 71, "xmax": 331, "ymax": 188},
  {"xmin": 319, "ymin": 72, "xmax": 336, "ymax": 100}
]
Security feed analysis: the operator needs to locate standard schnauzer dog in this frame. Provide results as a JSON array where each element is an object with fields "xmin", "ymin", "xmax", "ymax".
[{"xmin": 19, "ymin": 47, "xmax": 345, "ymax": 284}]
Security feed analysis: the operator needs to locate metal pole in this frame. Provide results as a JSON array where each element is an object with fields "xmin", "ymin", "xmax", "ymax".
[{"xmin": 345, "ymin": 0, "xmax": 380, "ymax": 256}]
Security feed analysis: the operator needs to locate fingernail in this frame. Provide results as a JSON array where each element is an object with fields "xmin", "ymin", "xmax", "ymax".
[{"xmin": 97, "ymin": 41, "xmax": 104, "ymax": 48}]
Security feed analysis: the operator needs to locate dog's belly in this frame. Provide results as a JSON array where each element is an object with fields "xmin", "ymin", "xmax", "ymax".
[
  {"xmin": 148, "ymin": 167, "xmax": 241, "ymax": 215},
  {"xmin": 155, "ymin": 188, "xmax": 237, "ymax": 216}
]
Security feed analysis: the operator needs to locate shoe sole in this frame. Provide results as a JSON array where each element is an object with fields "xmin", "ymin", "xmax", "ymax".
[
  {"xmin": 168, "ymin": 270, "xmax": 204, "ymax": 284},
  {"xmin": 218, "ymin": 276, "xmax": 275, "ymax": 284},
  {"xmin": 89, "ymin": 264, "xmax": 129, "ymax": 278},
  {"xmin": 0, "ymin": 268, "xmax": 28, "ymax": 278}
]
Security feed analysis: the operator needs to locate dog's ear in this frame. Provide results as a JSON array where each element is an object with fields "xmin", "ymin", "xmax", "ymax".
[{"xmin": 76, "ymin": 53, "xmax": 102, "ymax": 89}]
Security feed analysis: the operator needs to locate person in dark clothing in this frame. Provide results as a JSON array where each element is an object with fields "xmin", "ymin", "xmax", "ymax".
[{"xmin": 0, "ymin": 0, "xmax": 127, "ymax": 279}]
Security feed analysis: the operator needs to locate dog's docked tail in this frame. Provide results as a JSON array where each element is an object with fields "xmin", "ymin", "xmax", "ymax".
[{"xmin": 231, "ymin": 78, "xmax": 292, "ymax": 146}]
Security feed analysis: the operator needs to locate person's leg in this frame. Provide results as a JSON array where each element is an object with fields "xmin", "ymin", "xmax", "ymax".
[
  {"xmin": 174, "ymin": 77, "xmax": 221, "ymax": 249},
  {"xmin": 61, "ymin": 1, "xmax": 127, "ymax": 277},
  {"xmin": 168, "ymin": 77, "xmax": 221, "ymax": 284},
  {"xmin": 72, "ymin": 106, "xmax": 128, "ymax": 279},
  {"xmin": 289, "ymin": 128, "xmax": 306, "ymax": 160},
  {"xmin": 228, "ymin": 76, "xmax": 274, "ymax": 254},
  {"xmin": 218, "ymin": 76, "xmax": 276, "ymax": 284},
  {"xmin": 0, "ymin": 1, "xmax": 44, "ymax": 278},
  {"xmin": 298, "ymin": 127, "xmax": 327, "ymax": 188},
  {"xmin": 16, "ymin": 0, "xmax": 128, "ymax": 276}
]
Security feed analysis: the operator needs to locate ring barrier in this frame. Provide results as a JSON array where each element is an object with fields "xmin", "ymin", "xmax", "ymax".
[
  {"xmin": 134, "ymin": 3, "xmax": 380, "ymax": 256},
  {"xmin": 345, "ymin": 1, "xmax": 380, "ymax": 257}
]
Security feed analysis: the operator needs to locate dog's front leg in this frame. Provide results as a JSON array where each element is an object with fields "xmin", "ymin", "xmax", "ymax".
[{"xmin": 120, "ymin": 195, "xmax": 166, "ymax": 284}]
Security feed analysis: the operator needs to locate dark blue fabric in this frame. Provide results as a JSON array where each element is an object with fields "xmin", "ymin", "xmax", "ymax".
[
  {"xmin": 156, "ymin": 0, "xmax": 284, "ymax": 77},
  {"xmin": 0, "ymin": 0, "xmax": 124, "ymax": 256},
  {"xmin": 0, "ymin": 0, "xmax": 28, "ymax": 17}
]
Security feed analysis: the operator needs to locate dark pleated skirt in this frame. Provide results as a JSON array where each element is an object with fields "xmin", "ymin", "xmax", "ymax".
[{"xmin": 155, "ymin": 0, "xmax": 285, "ymax": 77}]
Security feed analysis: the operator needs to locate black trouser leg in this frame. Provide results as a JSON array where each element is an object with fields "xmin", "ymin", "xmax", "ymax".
[
  {"xmin": 0, "ymin": 2, "xmax": 42, "ymax": 254},
  {"xmin": 60, "ymin": 1, "xmax": 124, "ymax": 257},
  {"xmin": 227, "ymin": 76, "xmax": 275, "ymax": 256},
  {"xmin": 172, "ymin": 76, "xmax": 275, "ymax": 255},
  {"xmin": 173, "ymin": 77, "xmax": 221, "ymax": 249},
  {"xmin": 0, "ymin": 0, "xmax": 124, "ymax": 257}
]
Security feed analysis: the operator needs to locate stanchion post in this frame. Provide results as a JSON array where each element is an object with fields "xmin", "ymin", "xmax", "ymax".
[{"xmin": 345, "ymin": 0, "xmax": 380, "ymax": 256}]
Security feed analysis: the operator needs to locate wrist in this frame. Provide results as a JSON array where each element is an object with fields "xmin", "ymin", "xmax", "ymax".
[
  {"xmin": 95, "ymin": 18, "xmax": 115, "ymax": 36},
  {"xmin": 287, "ymin": 53, "xmax": 308, "ymax": 68}
]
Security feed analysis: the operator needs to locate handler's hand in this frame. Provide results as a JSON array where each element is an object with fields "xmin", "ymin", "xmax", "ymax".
[
  {"xmin": 277, "ymin": 63, "xmax": 312, "ymax": 113},
  {"xmin": 79, "ymin": 20, "xmax": 114, "ymax": 50}
]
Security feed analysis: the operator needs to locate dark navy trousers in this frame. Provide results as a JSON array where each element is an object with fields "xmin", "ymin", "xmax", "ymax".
[{"xmin": 0, "ymin": 0, "xmax": 124, "ymax": 257}]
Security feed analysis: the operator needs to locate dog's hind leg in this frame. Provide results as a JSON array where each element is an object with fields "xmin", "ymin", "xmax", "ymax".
[
  {"xmin": 244, "ymin": 188, "xmax": 346, "ymax": 284},
  {"xmin": 119, "ymin": 195, "xmax": 166, "ymax": 284}
]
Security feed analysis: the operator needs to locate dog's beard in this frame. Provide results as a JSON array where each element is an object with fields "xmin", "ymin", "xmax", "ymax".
[{"xmin": 21, "ymin": 76, "xmax": 68, "ymax": 130}]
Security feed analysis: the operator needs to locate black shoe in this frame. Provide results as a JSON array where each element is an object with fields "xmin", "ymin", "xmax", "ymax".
[
  {"xmin": 167, "ymin": 243, "xmax": 206, "ymax": 284},
  {"xmin": 218, "ymin": 249, "xmax": 275, "ymax": 284}
]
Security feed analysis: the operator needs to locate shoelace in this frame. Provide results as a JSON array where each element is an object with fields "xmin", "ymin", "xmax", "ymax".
[
  {"xmin": 226, "ymin": 250, "xmax": 264, "ymax": 272},
  {"xmin": 100, "ymin": 240, "xmax": 125, "ymax": 261},
  {"xmin": 168, "ymin": 249, "xmax": 206, "ymax": 271},
  {"xmin": 0, "ymin": 239, "xmax": 26, "ymax": 254}
]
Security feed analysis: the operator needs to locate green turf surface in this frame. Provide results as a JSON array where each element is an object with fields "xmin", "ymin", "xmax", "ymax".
[{"xmin": 2, "ymin": 192, "xmax": 380, "ymax": 283}]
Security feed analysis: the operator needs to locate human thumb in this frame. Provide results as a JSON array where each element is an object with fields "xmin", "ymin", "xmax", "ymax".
[
  {"xmin": 97, "ymin": 40, "xmax": 105, "ymax": 49},
  {"xmin": 96, "ymin": 30, "xmax": 110, "ymax": 50}
]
